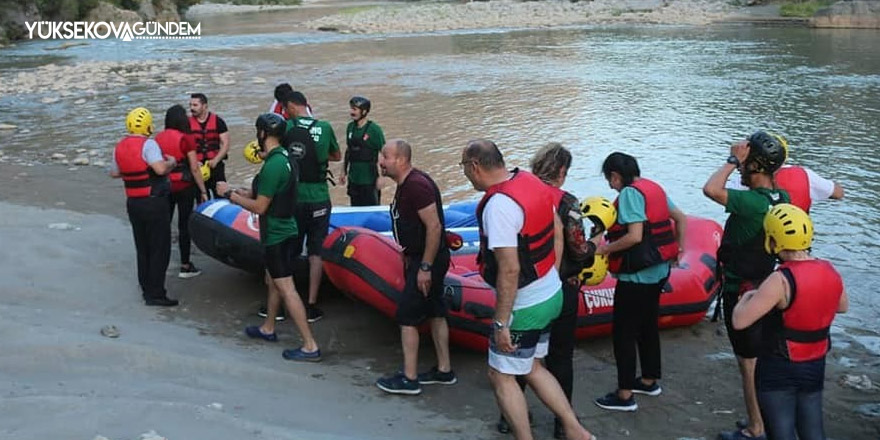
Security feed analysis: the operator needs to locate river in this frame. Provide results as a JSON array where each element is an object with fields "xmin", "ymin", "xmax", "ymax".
[{"xmin": 1, "ymin": 12, "xmax": 879, "ymax": 346}]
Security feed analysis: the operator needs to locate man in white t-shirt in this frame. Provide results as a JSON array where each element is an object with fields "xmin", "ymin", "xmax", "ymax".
[
  {"xmin": 461, "ymin": 139, "xmax": 596, "ymax": 440},
  {"xmin": 726, "ymin": 135, "xmax": 843, "ymax": 212}
]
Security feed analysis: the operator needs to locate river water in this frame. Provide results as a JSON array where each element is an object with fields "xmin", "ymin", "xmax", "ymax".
[{"xmin": 1, "ymin": 12, "xmax": 879, "ymax": 344}]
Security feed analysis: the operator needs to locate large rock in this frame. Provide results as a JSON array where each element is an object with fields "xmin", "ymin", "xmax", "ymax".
[
  {"xmin": 85, "ymin": 1, "xmax": 143, "ymax": 24},
  {"xmin": 0, "ymin": 0, "xmax": 40, "ymax": 43},
  {"xmin": 139, "ymin": 0, "xmax": 181, "ymax": 22},
  {"xmin": 812, "ymin": 0, "xmax": 880, "ymax": 28}
]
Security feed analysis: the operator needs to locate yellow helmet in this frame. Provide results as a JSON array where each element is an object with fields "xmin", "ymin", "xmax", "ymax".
[
  {"xmin": 763, "ymin": 203, "xmax": 813, "ymax": 254},
  {"xmin": 580, "ymin": 197, "xmax": 617, "ymax": 235},
  {"xmin": 768, "ymin": 132, "xmax": 789, "ymax": 162},
  {"xmin": 578, "ymin": 254, "xmax": 609, "ymax": 286},
  {"xmin": 125, "ymin": 107, "xmax": 153, "ymax": 136},
  {"xmin": 200, "ymin": 163, "xmax": 211, "ymax": 181},
  {"xmin": 243, "ymin": 140, "xmax": 263, "ymax": 164}
]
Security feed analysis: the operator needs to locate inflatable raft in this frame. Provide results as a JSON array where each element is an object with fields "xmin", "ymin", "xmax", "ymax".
[
  {"xmin": 321, "ymin": 216, "xmax": 722, "ymax": 351},
  {"xmin": 189, "ymin": 199, "xmax": 479, "ymax": 274}
]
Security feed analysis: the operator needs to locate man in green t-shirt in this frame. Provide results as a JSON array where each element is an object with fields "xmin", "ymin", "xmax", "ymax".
[
  {"xmin": 216, "ymin": 113, "xmax": 321, "ymax": 362},
  {"xmin": 340, "ymin": 96, "xmax": 386, "ymax": 206},
  {"xmin": 283, "ymin": 91, "xmax": 341, "ymax": 323},
  {"xmin": 703, "ymin": 131, "xmax": 788, "ymax": 440}
]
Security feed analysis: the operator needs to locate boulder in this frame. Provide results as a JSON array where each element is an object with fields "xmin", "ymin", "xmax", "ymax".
[
  {"xmin": 0, "ymin": 1, "xmax": 40, "ymax": 43},
  {"xmin": 85, "ymin": 1, "xmax": 142, "ymax": 25},
  {"xmin": 812, "ymin": 1, "xmax": 880, "ymax": 28},
  {"xmin": 139, "ymin": 0, "xmax": 181, "ymax": 23}
]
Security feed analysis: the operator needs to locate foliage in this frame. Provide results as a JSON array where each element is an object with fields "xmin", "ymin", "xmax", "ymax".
[
  {"xmin": 208, "ymin": 0, "xmax": 302, "ymax": 5},
  {"xmin": 779, "ymin": 0, "xmax": 834, "ymax": 17}
]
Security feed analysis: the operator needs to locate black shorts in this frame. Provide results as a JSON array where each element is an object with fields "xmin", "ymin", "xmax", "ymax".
[
  {"xmin": 264, "ymin": 236, "xmax": 295, "ymax": 279},
  {"xmin": 292, "ymin": 201, "xmax": 331, "ymax": 257},
  {"xmin": 395, "ymin": 250, "xmax": 451, "ymax": 327},
  {"xmin": 722, "ymin": 279, "xmax": 763, "ymax": 359}
]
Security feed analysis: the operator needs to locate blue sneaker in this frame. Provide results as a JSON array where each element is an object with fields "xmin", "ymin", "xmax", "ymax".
[
  {"xmin": 282, "ymin": 347, "xmax": 322, "ymax": 362},
  {"xmin": 376, "ymin": 372, "xmax": 422, "ymax": 395},
  {"xmin": 631, "ymin": 377, "xmax": 662, "ymax": 396},
  {"xmin": 595, "ymin": 391, "xmax": 638, "ymax": 412},
  {"xmin": 244, "ymin": 325, "xmax": 277, "ymax": 342},
  {"xmin": 417, "ymin": 366, "xmax": 457, "ymax": 385}
]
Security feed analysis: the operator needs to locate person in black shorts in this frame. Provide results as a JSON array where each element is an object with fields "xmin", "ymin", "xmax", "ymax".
[
  {"xmin": 217, "ymin": 113, "xmax": 320, "ymax": 362},
  {"xmin": 374, "ymin": 139, "xmax": 456, "ymax": 395}
]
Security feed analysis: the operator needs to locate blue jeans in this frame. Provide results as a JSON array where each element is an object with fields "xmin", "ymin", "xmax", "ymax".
[{"xmin": 758, "ymin": 388, "xmax": 824, "ymax": 440}]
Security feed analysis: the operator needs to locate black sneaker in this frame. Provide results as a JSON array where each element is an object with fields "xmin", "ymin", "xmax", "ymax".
[
  {"xmin": 145, "ymin": 297, "xmax": 179, "ymax": 307},
  {"xmin": 631, "ymin": 377, "xmax": 662, "ymax": 396},
  {"xmin": 496, "ymin": 412, "xmax": 533, "ymax": 434},
  {"xmin": 417, "ymin": 366, "xmax": 457, "ymax": 385},
  {"xmin": 306, "ymin": 305, "xmax": 324, "ymax": 323},
  {"xmin": 257, "ymin": 305, "xmax": 286, "ymax": 322},
  {"xmin": 178, "ymin": 263, "xmax": 202, "ymax": 279},
  {"xmin": 594, "ymin": 391, "xmax": 638, "ymax": 412},
  {"xmin": 376, "ymin": 372, "xmax": 421, "ymax": 395}
]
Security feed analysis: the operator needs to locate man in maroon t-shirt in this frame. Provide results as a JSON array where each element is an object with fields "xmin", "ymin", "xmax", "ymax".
[{"xmin": 374, "ymin": 139, "xmax": 456, "ymax": 395}]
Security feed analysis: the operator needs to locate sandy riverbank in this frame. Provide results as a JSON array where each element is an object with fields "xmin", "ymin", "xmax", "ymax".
[{"xmin": 1, "ymin": 160, "xmax": 878, "ymax": 439}]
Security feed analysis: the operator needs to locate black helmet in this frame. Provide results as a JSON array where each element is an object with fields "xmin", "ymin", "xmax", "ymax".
[
  {"xmin": 746, "ymin": 130, "xmax": 785, "ymax": 174},
  {"xmin": 255, "ymin": 113, "xmax": 286, "ymax": 139},
  {"xmin": 349, "ymin": 96, "xmax": 371, "ymax": 112}
]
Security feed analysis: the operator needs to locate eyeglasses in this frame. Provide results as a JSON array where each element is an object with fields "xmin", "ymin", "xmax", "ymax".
[{"xmin": 458, "ymin": 160, "xmax": 476, "ymax": 169}]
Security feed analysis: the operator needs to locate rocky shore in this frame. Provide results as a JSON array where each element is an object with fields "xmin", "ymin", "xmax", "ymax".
[{"xmin": 305, "ymin": 0, "xmax": 737, "ymax": 34}]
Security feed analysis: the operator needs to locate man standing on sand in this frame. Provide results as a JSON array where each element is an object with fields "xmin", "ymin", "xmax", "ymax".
[
  {"xmin": 217, "ymin": 113, "xmax": 321, "ymax": 363},
  {"xmin": 111, "ymin": 107, "xmax": 179, "ymax": 307},
  {"xmin": 374, "ymin": 139, "xmax": 456, "ymax": 395},
  {"xmin": 704, "ymin": 131, "xmax": 789, "ymax": 440},
  {"xmin": 189, "ymin": 93, "xmax": 230, "ymax": 199},
  {"xmin": 340, "ymin": 96, "xmax": 386, "ymax": 206},
  {"xmin": 283, "ymin": 90, "xmax": 340, "ymax": 322},
  {"xmin": 461, "ymin": 139, "xmax": 596, "ymax": 440}
]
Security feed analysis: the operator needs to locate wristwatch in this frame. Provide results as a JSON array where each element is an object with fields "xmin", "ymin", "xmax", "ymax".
[
  {"xmin": 726, "ymin": 155, "xmax": 741, "ymax": 167},
  {"xmin": 493, "ymin": 320, "xmax": 507, "ymax": 330},
  {"xmin": 419, "ymin": 261, "xmax": 432, "ymax": 272}
]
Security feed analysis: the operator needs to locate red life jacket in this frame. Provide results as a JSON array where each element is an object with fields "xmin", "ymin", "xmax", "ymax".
[
  {"xmin": 155, "ymin": 129, "xmax": 190, "ymax": 193},
  {"xmin": 606, "ymin": 178, "xmax": 679, "ymax": 274},
  {"xmin": 476, "ymin": 169, "xmax": 556, "ymax": 288},
  {"xmin": 271, "ymin": 101, "xmax": 289, "ymax": 119},
  {"xmin": 766, "ymin": 259, "xmax": 843, "ymax": 362},
  {"xmin": 775, "ymin": 166, "xmax": 811, "ymax": 212},
  {"xmin": 114, "ymin": 136, "xmax": 166, "ymax": 198},
  {"xmin": 189, "ymin": 113, "xmax": 221, "ymax": 162}
]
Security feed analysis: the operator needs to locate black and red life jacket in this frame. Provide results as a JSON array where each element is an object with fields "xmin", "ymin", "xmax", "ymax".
[
  {"xmin": 606, "ymin": 178, "xmax": 678, "ymax": 274},
  {"xmin": 154, "ymin": 129, "xmax": 190, "ymax": 192},
  {"xmin": 764, "ymin": 259, "xmax": 843, "ymax": 362},
  {"xmin": 114, "ymin": 136, "xmax": 169, "ymax": 198},
  {"xmin": 476, "ymin": 169, "xmax": 557, "ymax": 288},
  {"xmin": 775, "ymin": 166, "xmax": 811, "ymax": 212},
  {"xmin": 271, "ymin": 101, "xmax": 289, "ymax": 120},
  {"xmin": 189, "ymin": 113, "xmax": 221, "ymax": 162}
]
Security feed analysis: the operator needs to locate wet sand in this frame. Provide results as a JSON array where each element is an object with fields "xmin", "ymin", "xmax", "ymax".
[{"xmin": 1, "ymin": 160, "xmax": 878, "ymax": 439}]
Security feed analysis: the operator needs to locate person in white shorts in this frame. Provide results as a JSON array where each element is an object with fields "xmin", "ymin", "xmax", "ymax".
[{"xmin": 461, "ymin": 139, "xmax": 596, "ymax": 440}]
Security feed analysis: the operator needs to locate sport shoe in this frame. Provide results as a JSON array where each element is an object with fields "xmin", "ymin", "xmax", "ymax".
[
  {"xmin": 306, "ymin": 305, "xmax": 324, "ymax": 323},
  {"xmin": 631, "ymin": 377, "xmax": 662, "ymax": 396},
  {"xmin": 257, "ymin": 305, "xmax": 286, "ymax": 322},
  {"xmin": 282, "ymin": 347, "xmax": 322, "ymax": 362},
  {"xmin": 496, "ymin": 412, "xmax": 533, "ymax": 434},
  {"xmin": 376, "ymin": 372, "xmax": 422, "ymax": 395},
  {"xmin": 719, "ymin": 429, "xmax": 766, "ymax": 440},
  {"xmin": 594, "ymin": 391, "xmax": 638, "ymax": 412},
  {"xmin": 145, "ymin": 297, "xmax": 179, "ymax": 307},
  {"xmin": 178, "ymin": 263, "xmax": 202, "ymax": 279},
  {"xmin": 417, "ymin": 366, "xmax": 457, "ymax": 385},
  {"xmin": 244, "ymin": 325, "xmax": 278, "ymax": 342}
]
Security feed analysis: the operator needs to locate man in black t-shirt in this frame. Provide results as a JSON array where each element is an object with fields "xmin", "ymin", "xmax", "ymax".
[
  {"xmin": 189, "ymin": 93, "xmax": 230, "ymax": 198},
  {"xmin": 374, "ymin": 139, "xmax": 456, "ymax": 396}
]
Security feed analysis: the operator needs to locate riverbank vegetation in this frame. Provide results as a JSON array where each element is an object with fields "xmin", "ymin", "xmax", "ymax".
[{"xmin": 780, "ymin": 0, "xmax": 834, "ymax": 17}]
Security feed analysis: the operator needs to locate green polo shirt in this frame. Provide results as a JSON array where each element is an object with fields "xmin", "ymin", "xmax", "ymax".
[
  {"xmin": 287, "ymin": 117, "xmax": 339, "ymax": 203},
  {"xmin": 345, "ymin": 120, "xmax": 385, "ymax": 186},
  {"xmin": 257, "ymin": 147, "xmax": 298, "ymax": 245},
  {"xmin": 721, "ymin": 187, "xmax": 789, "ymax": 285}
]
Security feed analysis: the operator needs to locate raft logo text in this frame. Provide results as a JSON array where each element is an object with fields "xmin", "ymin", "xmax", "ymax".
[{"xmin": 25, "ymin": 21, "xmax": 201, "ymax": 41}]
